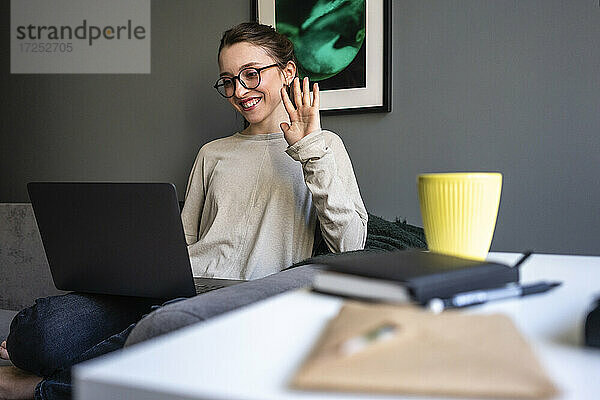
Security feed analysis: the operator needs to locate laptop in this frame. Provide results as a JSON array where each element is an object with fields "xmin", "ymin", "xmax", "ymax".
[{"xmin": 27, "ymin": 182, "xmax": 246, "ymax": 299}]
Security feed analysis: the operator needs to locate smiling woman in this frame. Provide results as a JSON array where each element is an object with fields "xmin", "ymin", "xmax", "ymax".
[
  {"xmin": 178, "ymin": 21, "xmax": 368, "ymax": 280},
  {"xmin": 218, "ymin": 43, "xmax": 294, "ymax": 129}
]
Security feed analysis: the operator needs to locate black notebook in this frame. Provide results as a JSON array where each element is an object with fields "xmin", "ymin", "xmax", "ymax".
[{"xmin": 311, "ymin": 250, "xmax": 520, "ymax": 304}]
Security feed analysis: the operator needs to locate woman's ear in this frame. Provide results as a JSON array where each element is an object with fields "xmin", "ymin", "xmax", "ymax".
[{"xmin": 283, "ymin": 61, "xmax": 297, "ymax": 85}]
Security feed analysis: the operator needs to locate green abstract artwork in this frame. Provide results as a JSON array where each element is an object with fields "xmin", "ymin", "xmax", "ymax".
[{"xmin": 275, "ymin": 0, "xmax": 366, "ymax": 91}]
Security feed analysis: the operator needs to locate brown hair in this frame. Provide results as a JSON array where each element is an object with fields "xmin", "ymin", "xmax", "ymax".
[{"xmin": 218, "ymin": 22, "xmax": 297, "ymax": 69}]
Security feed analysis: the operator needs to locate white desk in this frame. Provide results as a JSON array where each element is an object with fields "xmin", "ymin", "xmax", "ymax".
[{"xmin": 74, "ymin": 253, "xmax": 600, "ymax": 399}]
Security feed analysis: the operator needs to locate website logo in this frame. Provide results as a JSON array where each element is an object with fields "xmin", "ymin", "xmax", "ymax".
[{"xmin": 11, "ymin": 0, "xmax": 151, "ymax": 74}]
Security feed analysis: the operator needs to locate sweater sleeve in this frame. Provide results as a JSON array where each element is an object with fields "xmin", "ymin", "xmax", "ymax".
[
  {"xmin": 181, "ymin": 148, "xmax": 206, "ymax": 246},
  {"xmin": 285, "ymin": 129, "xmax": 368, "ymax": 252}
]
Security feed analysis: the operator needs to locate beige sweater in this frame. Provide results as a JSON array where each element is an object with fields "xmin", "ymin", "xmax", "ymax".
[{"xmin": 181, "ymin": 129, "xmax": 368, "ymax": 279}]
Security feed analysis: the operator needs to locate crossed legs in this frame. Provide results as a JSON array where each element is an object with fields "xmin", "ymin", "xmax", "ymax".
[{"xmin": 0, "ymin": 293, "xmax": 157, "ymax": 400}]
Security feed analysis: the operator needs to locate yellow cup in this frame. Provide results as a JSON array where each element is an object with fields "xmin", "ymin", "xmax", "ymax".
[{"xmin": 417, "ymin": 172, "xmax": 502, "ymax": 260}]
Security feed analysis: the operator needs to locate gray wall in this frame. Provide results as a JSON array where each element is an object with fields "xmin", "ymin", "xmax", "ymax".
[{"xmin": 1, "ymin": 1, "xmax": 599, "ymax": 255}]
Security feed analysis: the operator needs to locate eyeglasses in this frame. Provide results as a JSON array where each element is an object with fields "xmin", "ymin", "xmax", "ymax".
[{"xmin": 214, "ymin": 64, "xmax": 279, "ymax": 98}]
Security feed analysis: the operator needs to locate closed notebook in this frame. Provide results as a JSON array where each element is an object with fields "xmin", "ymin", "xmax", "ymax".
[
  {"xmin": 291, "ymin": 301, "xmax": 558, "ymax": 399},
  {"xmin": 311, "ymin": 250, "xmax": 519, "ymax": 303}
]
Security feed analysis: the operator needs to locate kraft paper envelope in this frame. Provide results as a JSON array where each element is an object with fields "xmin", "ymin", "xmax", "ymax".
[{"xmin": 291, "ymin": 301, "xmax": 558, "ymax": 399}]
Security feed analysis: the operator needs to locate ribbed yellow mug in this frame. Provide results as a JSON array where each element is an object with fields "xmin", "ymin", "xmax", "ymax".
[{"xmin": 417, "ymin": 172, "xmax": 502, "ymax": 260}]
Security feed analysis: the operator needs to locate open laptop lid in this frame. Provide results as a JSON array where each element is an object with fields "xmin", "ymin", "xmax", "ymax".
[{"xmin": 27, "ymin": 182, "xmax": 196, "ymax": 299}]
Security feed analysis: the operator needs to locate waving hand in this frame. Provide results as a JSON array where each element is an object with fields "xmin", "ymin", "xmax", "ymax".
[{"xmin": 280, "ymin": 77, "xmax": 321, "ymax": 146}]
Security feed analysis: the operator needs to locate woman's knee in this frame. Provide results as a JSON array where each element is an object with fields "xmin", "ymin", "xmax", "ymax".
[
  {"xmin": 6, "ymin": 293, "xmax": 102, "ymax": 375},
  {"xmin": 6, "ymin": 293, "xmax": 156, "ymax": 376},
  {"xmin": 5, "ymin": 297, "xmax": 63, "ymax": 376}
]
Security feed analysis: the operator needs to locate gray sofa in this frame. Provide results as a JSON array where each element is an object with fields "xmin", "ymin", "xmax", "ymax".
[{"xmin": 0, "ymin": 203, "xmax": 318, "ymax": 363}]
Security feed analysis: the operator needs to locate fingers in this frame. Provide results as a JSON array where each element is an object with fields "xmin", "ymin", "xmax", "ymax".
[
  {"xmin": 280, "ymin": 121, "xmax": 290, "ymax": 134},
  {"xmin": 293, "ymin": 77, "xmax": 302, "ymax": 108},
  {"xmin": 302, "ymin": 77, "xmax": 310, "ymax": 106},
  {"xmin": 291, "ymin": 77, "xmax": 320, "ymax": 107},
  {"xmin": 280, "ymin": 87, "xmax": 296, "ymax": 117}
]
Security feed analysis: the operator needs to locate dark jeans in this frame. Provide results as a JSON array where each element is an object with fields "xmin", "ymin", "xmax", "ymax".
[{"xmin": 5, "ymin": 293, "xmax": 183, "ymax": 400}]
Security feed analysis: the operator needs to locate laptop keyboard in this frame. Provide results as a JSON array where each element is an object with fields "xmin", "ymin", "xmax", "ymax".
[{"xmin": 194, "ymin": 283, "xmax": 227, "ymax": 294}]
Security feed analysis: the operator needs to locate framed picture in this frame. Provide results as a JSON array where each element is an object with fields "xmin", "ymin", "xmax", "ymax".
[{"xmin": 252, "ymin": 0, "xmax": 391, "ymax": 115}]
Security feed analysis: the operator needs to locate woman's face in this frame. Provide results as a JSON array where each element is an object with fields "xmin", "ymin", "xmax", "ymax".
[{"xmin": 218, "ymin": 42, "xmax": 293, "ymax": 127}]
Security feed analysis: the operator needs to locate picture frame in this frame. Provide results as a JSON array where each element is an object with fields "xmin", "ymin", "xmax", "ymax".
[{"xmin": 252, "ymin": 0, "xmax": 391, "ymax": 115}]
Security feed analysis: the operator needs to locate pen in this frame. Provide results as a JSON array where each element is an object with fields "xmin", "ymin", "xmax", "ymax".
[
  {"xmin": 339, "ymin": 323, "xmax": 398, "ymax": 356},
  {"xmin": 427, "ymin": 281, "xmax": 562, "ymax": 313}
]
